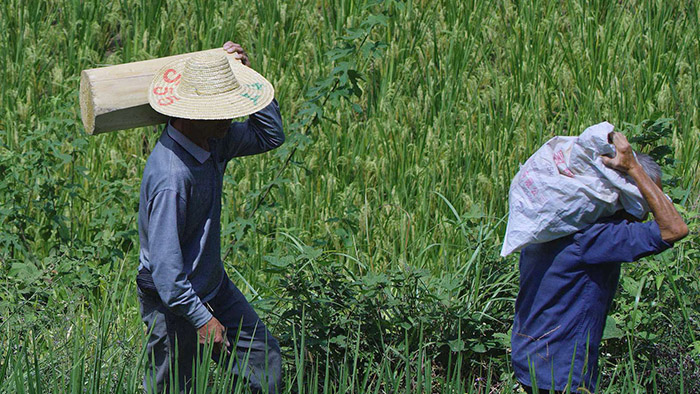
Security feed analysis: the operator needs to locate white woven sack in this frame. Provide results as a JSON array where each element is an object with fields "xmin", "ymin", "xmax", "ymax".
[{"xmin": 500, "ymin": 122, "xmax": 650, "ymax": 257}]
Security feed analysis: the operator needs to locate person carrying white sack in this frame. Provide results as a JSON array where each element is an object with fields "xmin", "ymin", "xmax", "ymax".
[{"xmin": 508, "ymin": 130, "xmax": 688, "ymax": 393}]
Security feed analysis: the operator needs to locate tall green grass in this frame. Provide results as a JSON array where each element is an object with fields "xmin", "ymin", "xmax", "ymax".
[{"xmin": 0, "ymin": 0, "xmax": 698, "ymax": 392}]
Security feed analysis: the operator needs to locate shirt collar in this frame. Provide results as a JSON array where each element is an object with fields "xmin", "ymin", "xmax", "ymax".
[{"xmin": 166, "ymin": 121, "xmax": 211, "ymax": 164}]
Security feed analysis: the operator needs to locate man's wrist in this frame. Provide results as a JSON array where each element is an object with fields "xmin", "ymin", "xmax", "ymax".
[
  {"xmin": 191, "ymin": 303, "xmax": 214, "ymax": 329},
  {"xmin": 626, "ymin": 162, "xmax": 645, "ymax": 179}
]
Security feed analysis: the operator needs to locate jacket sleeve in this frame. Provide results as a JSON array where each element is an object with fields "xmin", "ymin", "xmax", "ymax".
[
  {"xmin": 219, "ymin": 99, "xmax": 285, "ymax": 160},
  {"xmin": 147, "ymin": 189, "xmax": 213, "ymax": 328},
  {"xmin": 576, "ymin": 219, "xmax": 673, "ymax": 265}
]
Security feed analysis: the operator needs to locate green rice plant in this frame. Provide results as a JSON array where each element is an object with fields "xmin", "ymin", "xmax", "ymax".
[{"xmin": 0, "ymin": 0, "xmax": 698, "ymax": 392}]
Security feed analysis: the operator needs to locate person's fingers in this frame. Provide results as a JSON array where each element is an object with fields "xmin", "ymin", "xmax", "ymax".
[
  {"xmin": 612, "ymin": 131, "xmax": 631, "ymax": 149},
  {"xmin": 219, "ymin": 336, "xmax": 230, "ymax": 355},
  {"xmin": 223, "ymin": 329, "xmax": 230, "ymax": 348},
  {"xmin": 601, "ymin": 155, "xmax": 612, "ymax": 167},
  {"xmin": 222, "ymin": 328, "xmax": 228, "ymax": 344},
  {"xmin": 223, "ymin": 42, "xmax": 245, "ymax": 54},
  {"xmin": 211, "ymin": 330, "xmax": 224, "ymax": 353},
  {"xmin": 229, "ymin": 43, "xmax": 244, "ymax": 52},
  {"xmin": 222, "ymin": 42, "xmax": 251, "ymax": 65}
]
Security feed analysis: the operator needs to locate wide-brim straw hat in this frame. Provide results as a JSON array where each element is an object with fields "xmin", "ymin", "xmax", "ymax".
[{"xmin": 148, "ymin": 51, "xmax": 274, "ymax": 120}]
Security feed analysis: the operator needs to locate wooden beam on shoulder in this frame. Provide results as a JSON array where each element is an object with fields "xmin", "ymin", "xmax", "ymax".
[{"xmin": 79, "ymin": 48, "xmax": 232, "ymax": 135}]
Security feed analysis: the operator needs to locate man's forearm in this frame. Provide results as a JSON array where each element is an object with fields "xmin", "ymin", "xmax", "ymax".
[
  {"xmin": 246, "ymin": 98, "xmax": 285, "ymax": 150},
  {"xmin": 628, "ymin": 165, "xmax": 688, "ymax": 242},
  {"xmin": 155, "ymin": 277, "xmax": 213, "ymax": 328},
  {"xmin": 222, "ymin": 99, "xmax": 284, "ymax": 158}
]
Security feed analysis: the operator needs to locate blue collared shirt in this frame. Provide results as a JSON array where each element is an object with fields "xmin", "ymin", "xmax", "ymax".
[
  {"xmin": 511, "ymin": 217, "xmax": 671, "ymax": 391},
  {"xmin": 138, "ymin": 100, "xmax": 284, "ymax": 328}
]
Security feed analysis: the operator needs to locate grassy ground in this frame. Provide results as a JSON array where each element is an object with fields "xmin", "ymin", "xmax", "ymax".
[{"xmin": 1, "ymin": 0, "xmax": 699, "ymax": 392}]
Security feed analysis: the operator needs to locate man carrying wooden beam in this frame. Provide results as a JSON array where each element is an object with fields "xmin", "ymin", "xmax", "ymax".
[{"xmin": 136, "ymin": 41, "xmax": 284, "ymax": 393}]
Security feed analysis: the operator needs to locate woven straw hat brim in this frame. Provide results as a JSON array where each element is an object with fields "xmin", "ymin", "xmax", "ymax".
[{"xmin": 148, "ymin": 55, "xmax": 274, "ymax": 120}]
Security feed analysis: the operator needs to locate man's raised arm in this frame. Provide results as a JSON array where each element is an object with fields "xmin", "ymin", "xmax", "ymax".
[
  {"xmin": 602, "ymin": 132, "xmax": 688, "ymax": 243},
  {"xmin": 219, "ymin": 41, "xmax": 285, "ymax": 159},
  {"xmin": 221, "ymin": 99, "xmax": 284, "ymax": 159}
]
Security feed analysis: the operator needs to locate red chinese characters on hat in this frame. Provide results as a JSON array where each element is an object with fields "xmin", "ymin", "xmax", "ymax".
[{"xmin": 154, "ymin": 68, "xmax": 181, "ymax": 106}]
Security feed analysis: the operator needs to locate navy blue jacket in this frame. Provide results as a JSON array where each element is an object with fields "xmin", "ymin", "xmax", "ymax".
[{"xmin": 511, "ymin": 217, "xmax": 671, "ymax": 391}]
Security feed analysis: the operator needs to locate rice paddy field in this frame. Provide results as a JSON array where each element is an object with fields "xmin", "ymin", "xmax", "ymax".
[{"xmin": 1, "ymin": 0, "xmax": 699, "ymax": 392}]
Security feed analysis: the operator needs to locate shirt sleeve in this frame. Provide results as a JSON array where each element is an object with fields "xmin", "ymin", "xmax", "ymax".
[
  {"xmin": 146, "ymin": 189, "xmax": 213, "ymax": 328},
  {"xmin": 219, "ymin": 99, "xmax": 285, "ymax": 160},
  {"xmin": 576, "ymin": 219, "xmax": 673, "ymax": 265}
]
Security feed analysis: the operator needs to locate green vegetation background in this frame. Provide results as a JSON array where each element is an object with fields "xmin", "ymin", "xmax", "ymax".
[{"xmin": 1, "ymin": 0, "xmax": 698, "ymax": 392}]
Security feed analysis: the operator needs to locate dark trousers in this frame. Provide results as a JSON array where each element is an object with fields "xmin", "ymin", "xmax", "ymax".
[{"xmin": 138, "ymin": 272, "xmax": 281, "ymax": 393}]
